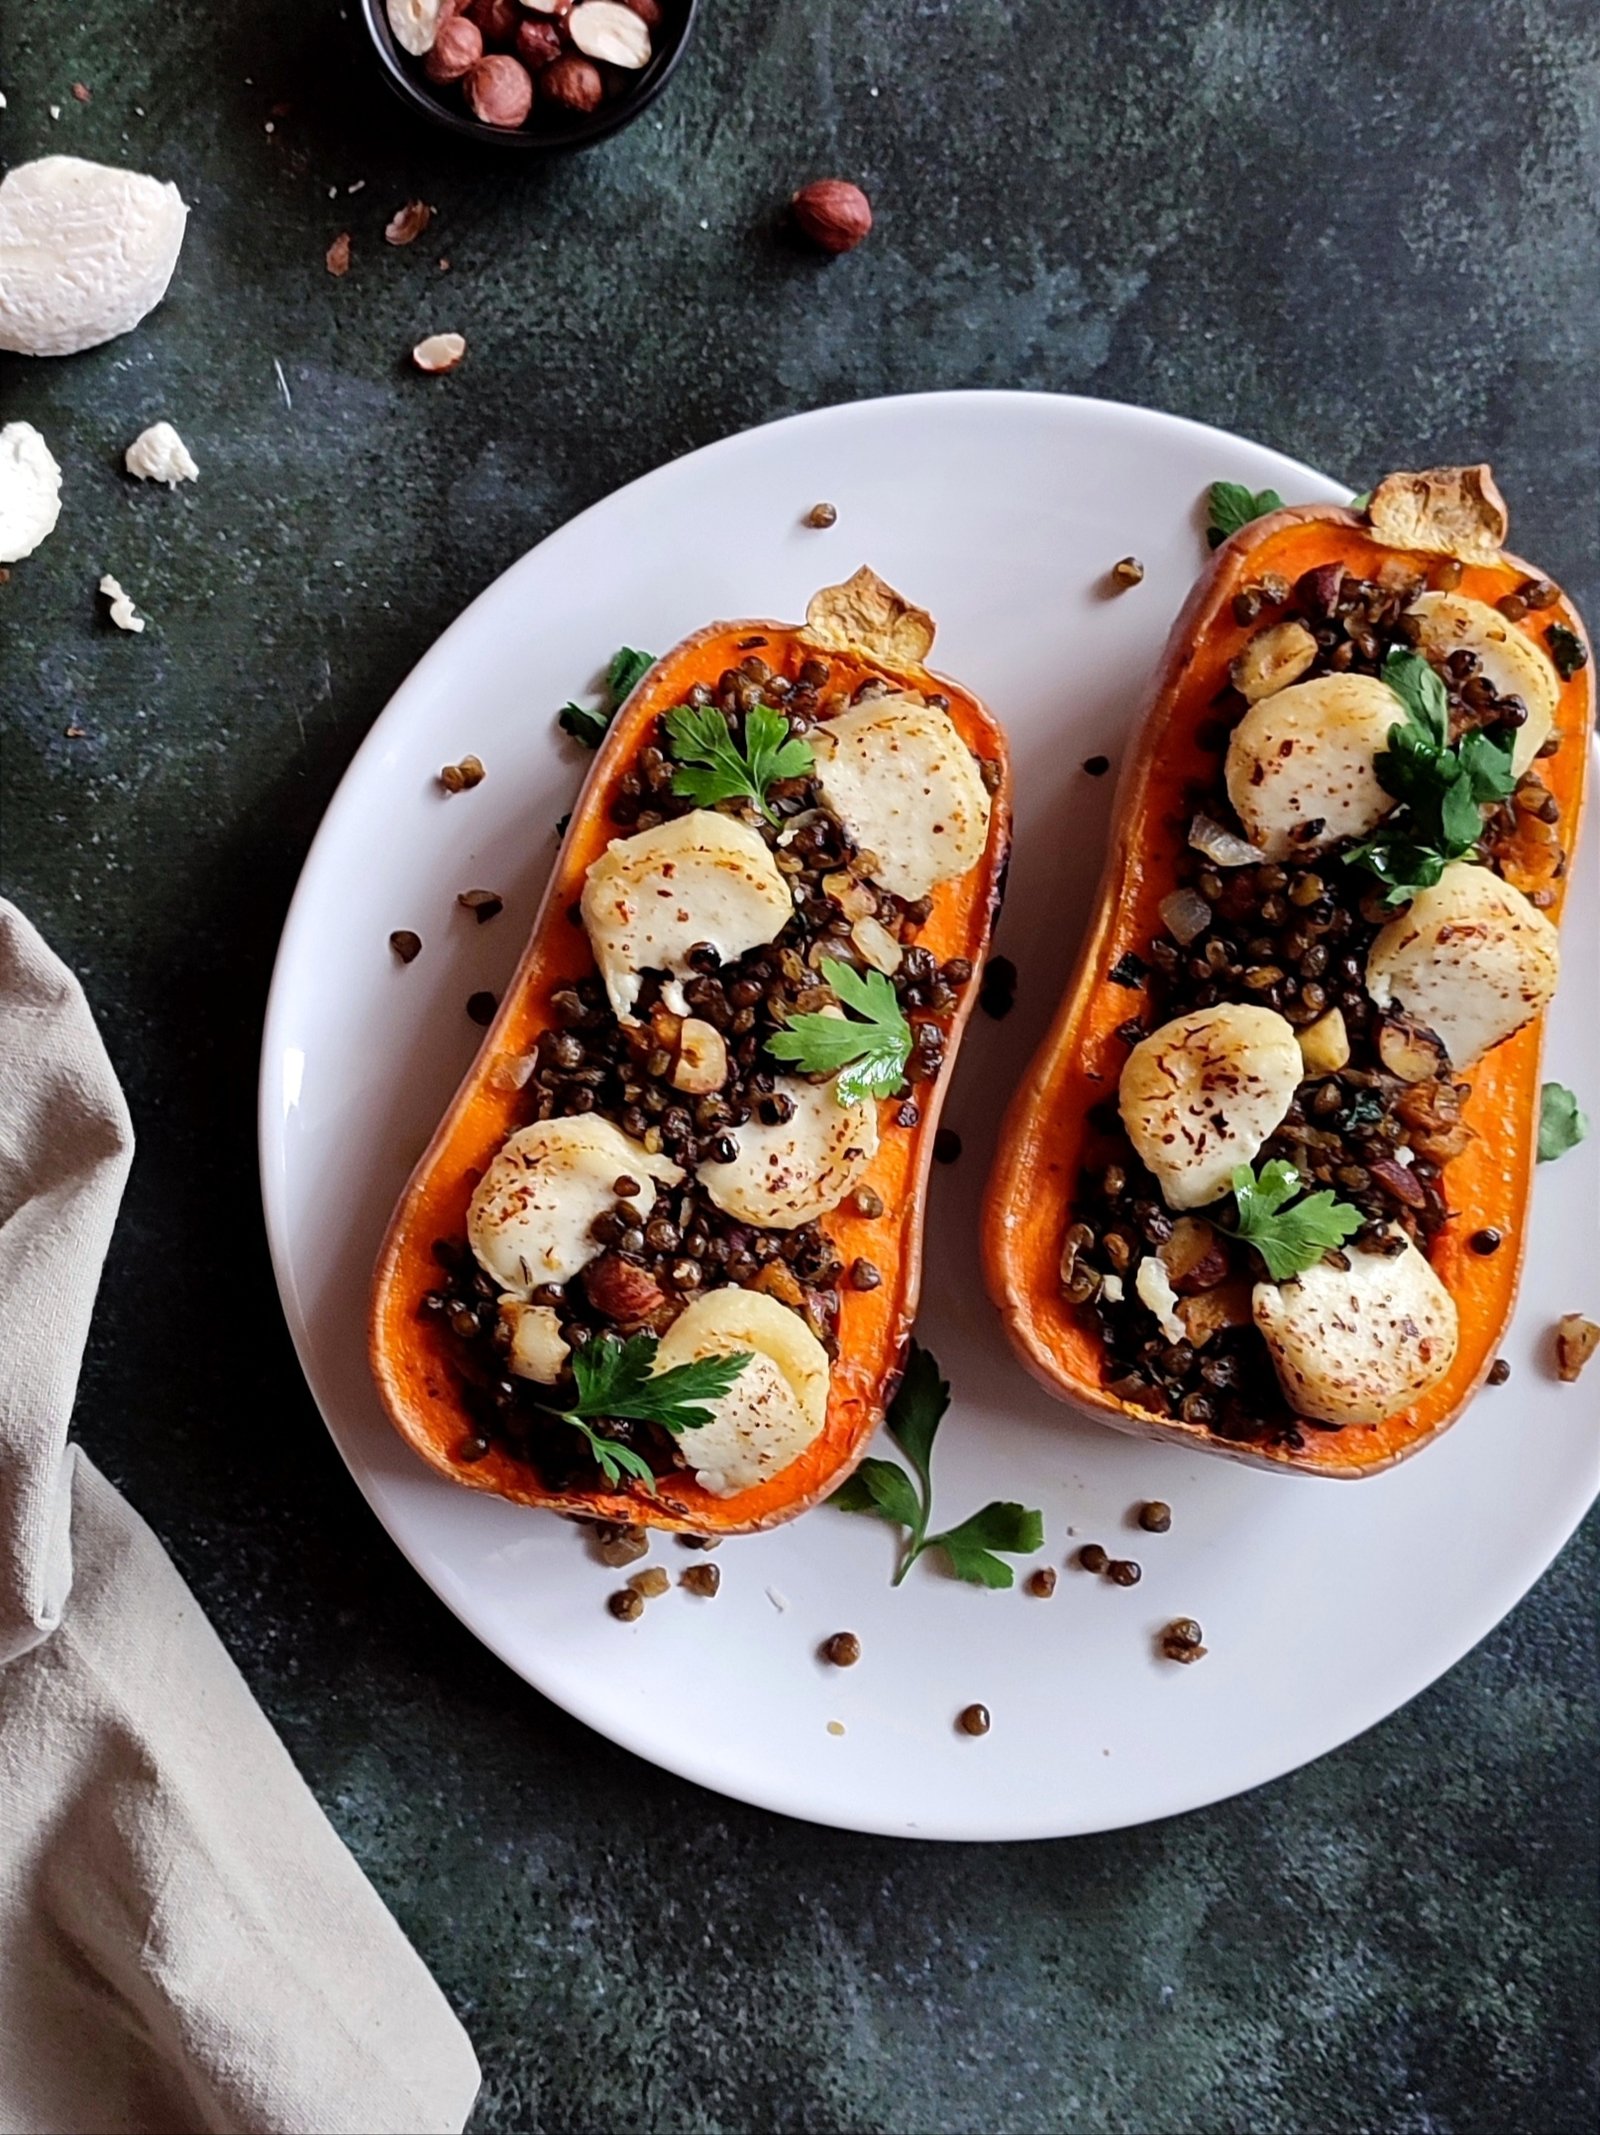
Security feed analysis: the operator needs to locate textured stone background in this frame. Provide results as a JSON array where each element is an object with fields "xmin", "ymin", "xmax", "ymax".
[{"xmin": 3, "ymin": 2, "xmax": 1598, "ymax": 2130}]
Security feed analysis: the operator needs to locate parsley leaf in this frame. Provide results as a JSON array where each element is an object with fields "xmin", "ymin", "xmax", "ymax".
[
  {"xmin": 1207, "ymin": 480, "xmax": 1285, "ymax": 548},
  {"xmin": 1347, "ymin": 649, "xmax": 1517, "ymax": 905},
  {"xmin": 1217, "ymin": 1159, "xmax": 1363, "ymax": 1281},
  {"xmin": 829, "ymin": 1341, "xmax": 1044, "ymax": 1588},
  {"xmin": 1538, "ymin": 1082, "xmax": 1590, "ymax": 1163},
  {"xmin": 537, "ymin": 1331, "xmax": 752, "ymax": 1496},
  {"xmin": 664, "ymin": 701, "xmax": 814, "ymax": 823},
  {"xmin": 767, "ymin": 957, "xmax": 912, "ymax": 1103},
  {"xmin": 559, "ymin": 645, "xmax": 655, "ymax": 748}
]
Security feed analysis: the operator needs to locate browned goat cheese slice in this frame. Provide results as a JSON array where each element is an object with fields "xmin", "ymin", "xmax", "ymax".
[
  {"xmin": 1252, "ymin": 1233, "xmax": 1459, "ymax": 1426},
  {"xmin": 1118, "ymin": 1004, "xmax": 1303, "ymax": 1210}
]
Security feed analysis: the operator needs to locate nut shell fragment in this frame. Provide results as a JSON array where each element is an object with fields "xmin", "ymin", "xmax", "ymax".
[
  {"xmin": 412, "ymin": 331, "xmax": 467, "ymax": 373},
  {"xmin": 1368, "ymin": 464, "xmax": 1508, "ymax": 566}
]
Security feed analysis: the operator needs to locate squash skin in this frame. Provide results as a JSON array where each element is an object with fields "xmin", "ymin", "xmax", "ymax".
[
  {"xmin": 370, "ymin": 604, "xmax": 1011, "ymax": 1531},
  {"xmin": 982, "ymin": 505, "xmax": 1591, "ymax": 1477}
]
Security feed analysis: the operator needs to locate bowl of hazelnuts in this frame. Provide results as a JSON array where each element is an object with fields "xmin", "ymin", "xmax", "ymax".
[{"xmin": 364, "ymin": 0, "xmax": 698, "ymax": 150}]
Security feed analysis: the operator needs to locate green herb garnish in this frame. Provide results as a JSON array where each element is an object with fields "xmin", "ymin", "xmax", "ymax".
[
  {"xmin": 1546, "ymin": 621, "xmax": 1588, "ymax": 682},
  {"xmin": 1346, "ymin": 648, "xmax": 1517, "ymax": 904},
  {"xmin": 663, "ymin": 700, "xmax": 814, "ymax": 824},
  {"xmin": 535, "ymin": 1331, "xmax": 752, "ymax": 1494},
  {"xmin": 1538, "ymin": 1082, "xmax": 1590, "ymax": 1163},
  {"xmin": 830, "ymin": 1344, "xmax": 1044, "ymax": 1587},
  {"xmin": 767, "ymin": 957, "xmax": 912, "ymax": 1103},
  {"xmin": 558, "ymin": 645, "xmax": 655, "ymax": 748},
  {"xmin": 1207, "ymin": 480, "xmax": 1285, "ymax": 548},
  {"xmin": 1217, "ymin": 1159, "xmax": 1363, "ymax": 1281},
  {"xmin": 1348, "ymin": 489, "xmax": 1372, "ymax": 513}
]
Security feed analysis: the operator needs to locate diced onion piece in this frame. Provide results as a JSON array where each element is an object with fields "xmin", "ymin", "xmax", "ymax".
[
  {"xmin": 851, "ymin": 916, "xmax": 902, "ymax": 974},
  {"xmin": 1188, "ymin": 813, "xmax": 1265, "ymax": 869},
  {"xmin": 1159, "ymin": 887, "xmax": 1212, "ymax": 946}
]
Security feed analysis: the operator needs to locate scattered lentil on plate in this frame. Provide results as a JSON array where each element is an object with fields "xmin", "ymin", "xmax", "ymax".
[
  {"xmin": 1137, "ymin": 1500, "xmax": 1172, "ymax": 1534},
  {"xmin": 822, "ymin": 1631, "xmax": 861, "ymax": 1666},
  {"xmin": 1027, "ymin": 1567, "xmax": 1057, "ymax": 1598},
  {"xmin": 957, "ymin": 1703, "xmax": 991, "ymax": 1737}
]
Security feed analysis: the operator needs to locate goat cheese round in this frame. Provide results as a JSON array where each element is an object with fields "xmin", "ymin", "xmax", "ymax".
[
  {"xmin": 0, "ymin": 157, "xmax": 188, "ymax": 358},
  {"xmin": 467, "ymin": 1118, "xmax": 682, "ymax": 1293},
  {"xmin": 581, "ymin": 809, "xmax": 792, "ymax": 1022},
  {"xmin": 1365, "ymin": 861, "xmax": 1560, "ymax": 1068},
  {"xmin": 812, "ymin": 692, "xmax": 992, "ymax": 902},
  {"xmin": 1118, "ymin": 1004, "xmax": 1303, "ymax": 1211},
  {"xmin": 1224, "ymin": 672, "xmax": 1399, "ymax": 860},
  {"xmin": 1408, "ymin": 592, "xmax": 1560, "ymax": 775},
  {"xmin": 699, "ymin": 1074, "xmax": 879, "ymax": 1229},
  {"xmin": 0, "ymin": 422, "xmax": 62, "ymax": 562},
  {"xmin": 1253, "ymin": 1232, "xmax": 1459, "ymax": 1426},
  {"xmin": 654, "ymin": 1288, "xmax": 830, "ymax": 1498}
]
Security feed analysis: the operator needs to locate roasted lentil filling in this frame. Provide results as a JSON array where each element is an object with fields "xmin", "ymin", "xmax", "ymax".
[
  {"xmin": 1066, "ymin": 559, "xmax": 1568, "ymax": 1450},
  {"xmin": 424, "ymin": 649, "xmax": 993, "ymax": 1489}
]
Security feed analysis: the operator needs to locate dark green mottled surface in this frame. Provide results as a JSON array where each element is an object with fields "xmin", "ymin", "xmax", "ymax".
[{"xmin": 3, "ymin": 2, "xmax": 1597, "ymax": 2129}]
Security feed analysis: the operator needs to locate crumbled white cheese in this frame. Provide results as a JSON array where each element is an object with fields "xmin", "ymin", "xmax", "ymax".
[
  {"xmin": 99, "ymin": 574, "xmax": 146, "ymax": 632},
  {"xmin": 1135, "ymin": 1256, "xmax": 1186, "ymax": 1344},
  {"xmin": 0, "ymin": 422, "xmax": 62, "ymax": 562},
  {"xmin": 124, "ymin": 420, "xmax": 198, "ymax": 486}
]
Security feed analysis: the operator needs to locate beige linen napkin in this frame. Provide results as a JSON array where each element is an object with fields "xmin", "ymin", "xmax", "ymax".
[{"xmin": 0, "ymin": 904, "xmax": 481, "ymax": 2135}]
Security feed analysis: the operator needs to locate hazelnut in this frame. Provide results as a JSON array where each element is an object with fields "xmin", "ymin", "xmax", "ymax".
[
  {"xmin": 583, "ymin": 1252, "xmax": 667, "ymax": 1324},
  {"xmin": 622, "ymin": 0, "xmax": 661, "ymax": 22},
  {"xmin": 540, "ymin": 54, "xmax": 603, "ymax": 111},
  {"xmin": 514, "ymin": 17, "xmax": 562, "ymax": 65},
  {"xmin": 672, "ymin": 1017, "xmax": 729, "ymax": 1095},
  {"xmin": 567, "ymin": 1, "xmax": 651, "ymax": 66},
  {"xmin": 465, "ymin": 52, "xmax": 533, "ymax": 125},
  {"xmin": 466, "ymin": 0, "xmax": 519, "ymax": 44},
  {"xmin": 522, "ymin": 0, "xmax": 572, "ymax": 12},
  {"xmin": 424, "ymin": 13, "xmax": 482, "ymax": 78},
  {"xmin": 791, "ymin": 179, "xmax": 872, "ymax": 255}
]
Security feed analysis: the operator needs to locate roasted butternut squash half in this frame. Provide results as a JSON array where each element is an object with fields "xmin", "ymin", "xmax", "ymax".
[
  {"xmin": 372, "ymin": 570, "xmax": 1011, "ymax": 1531},
  {"xmin": 984, "ymin": 467, "xmax": 1590, "ymax": 1476}
]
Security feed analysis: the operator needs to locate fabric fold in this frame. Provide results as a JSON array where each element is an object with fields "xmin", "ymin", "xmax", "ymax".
[{"xmin": 0, "ymin": 903, "xmax": 480, "ymax": 2135}]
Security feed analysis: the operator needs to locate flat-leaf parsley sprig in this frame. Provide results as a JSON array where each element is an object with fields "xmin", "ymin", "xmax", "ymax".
[
  {"xmin": 1537, "ymin": 1081, "xmax": 1590, "ymax": 1164},
  {"xmin": 664, "ymin": 700, "xmax": 814, "ymax": 823},
  {"xmin": 1217, "ymin": 1159, "xmax": 1362, "ymax": 1281},
  {"xmin": 559, "ymin": 645, "xmax": 655, "ymax": 749},
  {"xmin": 767, "ymin": 957, "xmax": 912, "ymax": 1103},
  {"xmin": 1346, "ymin": 648, "xmax": 1517, "ymax": 904},
  {"xmin": 1206, "ymin": 480, "xmax": 1285, "ymax": 548},
  {"xmin": 830, "ymin": 1344, "xmax": 1044, "ymax": 1587},
  {"xmin": 536, "ymin": 1331, "xmax": 752, "ymax": 1493}
]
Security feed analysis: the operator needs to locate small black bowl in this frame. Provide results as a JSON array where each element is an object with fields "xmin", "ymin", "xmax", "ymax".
[{"xmin": 358, "ymin": 0, "xmax": 699, "ymax": 153}]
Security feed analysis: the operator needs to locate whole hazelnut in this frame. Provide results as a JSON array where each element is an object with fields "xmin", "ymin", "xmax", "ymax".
[
  {"xmin": 623, "ymin": 0, "xmax": 662, "ymax": 24},
  {"xmin": 465, "ymin": 52, "xmax": 534, "ymax": 125},
  {"xmin": 466, "ymin": 0, "xmax": 519, "ymax": 46},
  {"xmin": 791, "ymin": 178, "xmax": 873, "ymax": 255},
  {"xmin": 515, "ymin": 17, "xmax": 562, "ymax": 66},
  {"xmin": 424, "ymin": 14, "xmax": 483, "ymax": 81},
  {"xmin": 540, "ymin": 53, "xmax": 604, "ymax": 112}
]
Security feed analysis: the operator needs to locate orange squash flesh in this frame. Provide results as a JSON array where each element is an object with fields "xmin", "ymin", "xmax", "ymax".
[
  {"xmin": 983, "ymin": 505, "xmax": 1592, "ymax": 1477},
  {"xmin": 371, "ymin": 603, "xmax": 1011, "ymax": 1531}
]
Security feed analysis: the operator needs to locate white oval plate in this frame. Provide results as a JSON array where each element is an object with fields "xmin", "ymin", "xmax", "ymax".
[{"xmin": 260, "ymin": 392, "xmax": 1598, "ymax": 1840}]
